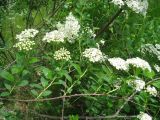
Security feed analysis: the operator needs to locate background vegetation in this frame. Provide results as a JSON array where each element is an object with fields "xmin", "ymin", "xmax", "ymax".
[{"xmin": 0, "ymin": 0, "xmax": 160, "ymax": 119}]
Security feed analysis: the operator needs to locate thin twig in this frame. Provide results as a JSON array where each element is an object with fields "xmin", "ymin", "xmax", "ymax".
[
  {"xmin": 3, "ymin": 60, "xmax": 16, "ymax": 70},
  {"xmin": 0, "ymin": 93, "xmax": 116, "ymax": 102},
  {"xmin": 114, "ymin": 91, "xmax": 137, "ymax": 116},
  {"xmin": 96, "ymin": 8, "xmax": 123, "ymax": 38},
  {"xmin": 30, "ymin": 110, "xmax": 137, "ymax": 119}
]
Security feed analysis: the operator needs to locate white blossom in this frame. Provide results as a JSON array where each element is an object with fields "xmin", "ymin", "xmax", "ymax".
[
  {"xmin": 129, "ymin": 79, "xmax": 145, "ymax": 91},
  {"xmin": 100, "ymin": 40, "xmax": 105, "ymax": 45},
  {"xmin": 126, "ymin": 0, "xmax": 148, "ymax": 16},
  {"xmin": 154, "ymin": 64, "xmax": 160, "ymax": 72},
  {"xmin": 14, "ymin": 29, "xmax": 38, "ymax": 51},
  {"xmin": 83, "ymin": 48, "xmax": 105, "ymax": 63},
  {"xmin": 14, "ymin": 40, "xmax": 35, "ymax": 51},
  {"xmin": 16, "ymin": 29, "xmax": 39, "ymax": 41},
  {"xmin": 140, "ymin": 44, "xmax": 160, "ymax": 61},
  {"xmin": 108, "ymin": 57, "xmax": 129, "ymax": 71},
  {"xmin": 88, "ymin": 29, "xmax": 96, "ymax": 38},
  {"xmin": 137, "ymin": 112, "xmax": 152, "ymax": 120},
  {"xmin": 111, "ymin": 0, "xmax": 125, "ymax": 7},
  {"xmin": 126, "ymin": 57, "xmax": 151, "ymax": 72},
  {"xmin": 42, "ymin": 30, "xmax": 65, "ymax": 43},
  {"xmin": 54, "ymin": 48, "xmax": 71, "ymax": 61},
  {"xmin": 146, "ymin": 85, "xmax": 157, "ymax": 97},
  {"xmin": 57, "ymin": 12, "xmax": 80, "ymax": 43}
]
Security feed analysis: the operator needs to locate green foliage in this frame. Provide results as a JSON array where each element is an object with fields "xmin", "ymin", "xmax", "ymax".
[{"xmin": 0, "ymin": 0, "xmax": 160, "ymax": 119}]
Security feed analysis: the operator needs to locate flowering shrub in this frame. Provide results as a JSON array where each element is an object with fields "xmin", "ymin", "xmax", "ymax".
[{"xmin": 0, "ymin": 0, "xmax": 160, "ymax": 119}]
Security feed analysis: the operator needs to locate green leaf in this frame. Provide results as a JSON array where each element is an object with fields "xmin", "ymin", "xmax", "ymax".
[
  {"xmin": 143, "ymin": 70, "xmax": 155, "ymax": 79},
  {"xmin": 41, "ymin": 67, "xmax": 53, "ymax": 80},
  {"xmin": 40, "ymin": 77, "xmax": 48, "ymax": 87},
  {"xmin": 54, "ymin": 80, "xmax": 65, "ymax": 86},
  {"xmin": 18, "ymin": 80, "xmax": 29, "ymax": 87},
  {"xmin": 69, "ymin": 115, "xmax": 79, "ymax": 120},
  {"xmin": 71, "ymin": 63, "xmax": 82, "ymax": 75},
  {"xmin": 31, "ymin": 89, "xmax": 38, "ymax": 96},
  {"xmin": 64, "ymin": 71, "xmax": 72, "ymax": 83},
  {"xmin": 0, "ymin": 92, "xmax": 10, "ymax": 97},
  {"xmin": 22, "ymin": 70, "xmax": 30, "ymax": 77},
  {"xmin": 0, "ymin": 71, "xmax": 14, "ymax": 81},
  {"xmin": 30, "ymin": 83, "xmax": 43, "ymax": 89},
  {"xmin": 11, "ymin": 66, "xmax": 23, "ymax": 74},
  {"xmin": 41, "ymin": 90, "xmax": 52, "ymax": 97},
  {"xmin": 4, "ymin": 83, "xmax": 12, "ymax": 91},
  {"xmin": 29, "ymin": 57, "xmax": 40, "ymax": 64},
  {"xmin": 152, "ymin": 80, "xmax": 160, "ymax": 89}
]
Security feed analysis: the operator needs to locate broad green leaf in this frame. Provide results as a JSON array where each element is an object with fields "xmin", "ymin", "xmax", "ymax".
[
  {"xmin": 143, "ymin": 70, "xmax": 155, "ymax": 79},
  {"xmin": 11, "ymin": 66, "xmax": 23, "ymax": 74},
  {"xmin": 0, "ymin": 92, "xmax": 10, "ymax": 97},
  {"xmin": 63, "ymin": 71, "xmax": 72, "ymax": 83},
  {"xmin": 30, "ymin": 83, "xmax": 43, "ymax": 89},
  {"xmin": 29, "ymin": 57, "xmax": 40, "ymax": 64},
  {"xmin": 54, "ymin": 80, "xmax": 65, "ymax": 86},
  {"xmin": 40, "ymin": 77, "xmax": 48, "ymax": 87},
  {"xmin": 41, "ymin": 67, "xmax": 53, "ymax": 80},
  {"xmin": 18, "ymin": 80, "xmax": 29, "ymax": 87},
  {"xmin": 31, "ymin": 89, "xmax": 38, "ymax": 96},
  {"xmin": 41, "ymin": 90, "xmax": 52, "ymax": 97},
  {"xmin": 152, "ymin": 80, "xmax": 160, "ymax": 89},
  {"xmin": 71, "ymin": 63, "xmax": 82, "ymax": 75},
  {"xmin": 22, "ymin": 70, "xmax": 30, "ymax": 77},
  {"xmin": 0, "ymin": 71, "xmax": 14, "ymax": 81},
  {"xmin": 4, "ymin": 83, "xmax": 12, "ymax": 91}
]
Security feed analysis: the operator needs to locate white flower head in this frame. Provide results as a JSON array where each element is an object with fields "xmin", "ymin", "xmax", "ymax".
[
  {"xmin": 146, "ymin": 85, "xmax": 157, "ymax": 97},
  {"xmin": 129, "ymin": 79, "xmax": 145, "ymax": 91},
  {"xmin": 14, "ymin": 40, "xmax": 35, "ymax": 51},
  {"xmin": 111, "ymin": 0, "xmax": 125, "ymax": 7},
  {"xmin": 58, "ymin": 12, "xmax": 80, "ymax": 43},
  {"xmin": 154, "ymin": 64, "xmax": 160, "ymax": 72},
  {"xmin": 108, "ymin": 57, "xmax": 129, "ymax": 71},
  {"xmin": 83, "ymin": 48, "xmax": 105, "ymax": 63},
  {"xmin": 88, "ymin": 29, "xmax": 96, "ymax": 38},
  {"xmin": 42, "ymin": 30, "xmax": 65, "ymax": 43},
  {"xmin": 137, "ymin": 112, "xmax": 152, "ymax": 120},
  {"xmin": 139, "ymin": 44, "xmax": 160, "ymax": 61},
  {"xmin": 126, "ymin": 0, "xmax": 148, "ymax": 16},
  {"xmin": 54, "ymin": 48, "xmax": 71, "ymax": 61},
  {"xmin": 16, "ymin": 29, "xmax": 39, "ymax": 41},
  {"xmin": 126, "ymin": 57, "xmax": 151, "ymax": 72}
]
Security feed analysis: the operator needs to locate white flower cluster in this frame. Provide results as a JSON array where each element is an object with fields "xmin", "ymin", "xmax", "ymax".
[
  {"xmin": 82, "ymin": 27, "xmax": 96, "ymax": 38},
  {"xmin": 111, "ymin": 0, "xmax": 125, "ymax": 7},
  {"xmin": 54, "ymin": 48, "xmax": 71, "ymax": 61},
  {"xmin": 140, "ymin": 44, "xmax": 160, "ymax": 61},
  {"xmin": 137, "ymin": 112, "xmax": 152, "ymax": 120},
  {"xmin": 129, "ymin": 79, "xmax": 145, "ymax": 91},
  {"xmin": 146, "ymin": 85, "xmax": 157, "ymax": 97},
  {"xmin": 42, "ymin": 30, "xmax": 65, "ymax": 43},
  {"xmin": 88, "ymin": 29, "xmax": 96, "ymax": 38},
  {"xmin": 128, "ymin": 79, "xmax": 158, "ymax": 96},
  {"xmin": 57, "ymin": 12, "xmax": 80, "ymax": 43},
  {"xmin": 43, "ymin": 12, "xmax": 80, "ymax": 43},
  {"xmin": 126, "ymin": 57, "xmax": 151, "ymax": 72},
  {"xmin": 111, "ymin": 0, "xmax": 148, "ymax": 16},
  {"xmin": 16, "ymin": 29, "xmax": 39, "ymax": 41},
  {"xmin": 108, "ymin": 57, "xmax": 129, "ymax": 71},
  {"xmin": 126, "ymin": 0, "xmax": 148, "ymax": 16},
  {"xmin": 14, "ymin": 40, "xmax": 35, "ymax": 51},
  {"xmin": 107, "ymin": 57, "xmax": 151, "ymax": 72},
  {"xmin": 154, "ymin": 64, "xmax": 160, "ymax": 72},
  {"xmin": 14, "ymin": 29, "xmax": 38, "ymax": 51},
  {"xmin": 82, "ymin": 48, "xmax": 105, "ymax": 63}
]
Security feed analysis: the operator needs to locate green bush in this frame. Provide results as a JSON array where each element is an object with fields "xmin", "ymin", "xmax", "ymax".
[{"xmin": 0, "ymin": 0, "xmax": 160, "ymax": 119}]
